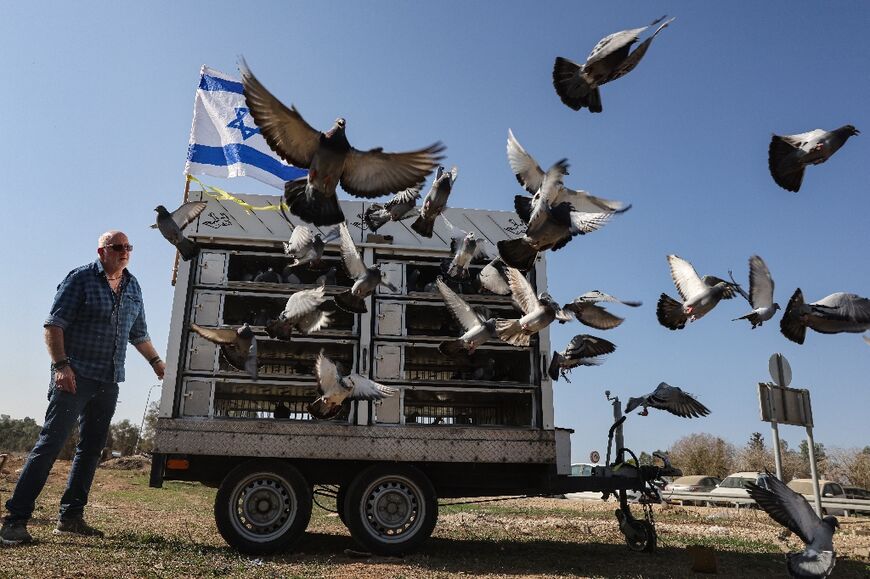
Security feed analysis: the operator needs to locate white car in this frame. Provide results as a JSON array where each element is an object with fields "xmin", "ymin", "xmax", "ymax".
[{"xmin": 709, "ymin": 471, "xmax": 774, "ymax": 501}]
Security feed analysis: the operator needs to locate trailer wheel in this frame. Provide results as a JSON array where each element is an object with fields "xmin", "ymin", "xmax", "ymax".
[
  {"xmin": 624, "ymin": 519, "xmax": 657, "ymax": 553},
  {"xmin": 214, "ymin": 459, "xmax": 312, "ymax": 555},
  {"xmin": 336, "ymin": 484, "xmax": 349, "ymax": 526},
  {"xmin": 344, "ymin": 464, "xmax": 437, "ymax": 555}
]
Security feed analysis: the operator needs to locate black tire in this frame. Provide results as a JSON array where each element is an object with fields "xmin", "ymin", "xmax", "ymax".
[
  {"xmin": 214, "ymin": 459, "xmax": 312, "ymax": 555},
  {"xmin": 624, "ymin": 519, "xmax": 657, "ymax": 553},
  {"xmin": 344, "ymin": 464, "xmax": 438, "ymax": 556},
  {"xmin": 336, "ymin": 484, "xmax": 349, "ymax": 527}
]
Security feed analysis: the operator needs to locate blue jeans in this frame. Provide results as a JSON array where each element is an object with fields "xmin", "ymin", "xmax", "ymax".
[{"xmin": 4, "ymin": 375, "xmax": 118, "ymax": 523}]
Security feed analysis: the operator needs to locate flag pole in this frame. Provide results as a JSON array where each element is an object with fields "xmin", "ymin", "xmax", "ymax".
[{"xmin": 170, "ymin": 177, "xmax": 191, "ymax": 286}]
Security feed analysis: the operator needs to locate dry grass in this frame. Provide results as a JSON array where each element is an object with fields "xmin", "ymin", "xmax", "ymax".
[{"xmin": 1, "ymin": 455, "xmax": 869, "ymax": 578}]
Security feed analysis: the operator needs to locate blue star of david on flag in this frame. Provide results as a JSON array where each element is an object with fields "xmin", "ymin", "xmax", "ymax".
[{"xmin": 226, "ymin": 107, "xmax": 260, "ymax": 140}]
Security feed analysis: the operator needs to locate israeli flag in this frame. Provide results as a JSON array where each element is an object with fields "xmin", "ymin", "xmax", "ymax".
[{"xmin": 185, "ymin": 65, "xmax": 306, "ymax": 189}]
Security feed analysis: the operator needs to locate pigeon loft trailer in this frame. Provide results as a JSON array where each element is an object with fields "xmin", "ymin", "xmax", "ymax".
[{"xmin": 151, "ymin": 192, "xmax": 669, "ymax": 556}]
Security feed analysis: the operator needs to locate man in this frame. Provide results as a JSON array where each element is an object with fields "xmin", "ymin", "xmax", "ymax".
[{"xmin": 0, "ymin": 231, "xmax": 165, "ymax": 545}]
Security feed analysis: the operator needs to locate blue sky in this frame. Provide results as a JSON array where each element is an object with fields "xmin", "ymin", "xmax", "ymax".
[{"xmin": 1, "ymin": 2, "xmax": 867, "ymax": 461}]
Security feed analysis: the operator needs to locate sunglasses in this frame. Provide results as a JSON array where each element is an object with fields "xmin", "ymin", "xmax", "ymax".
[{"xmin": 104, "ymin": 243, "xmax": 133, "ymax": 252}]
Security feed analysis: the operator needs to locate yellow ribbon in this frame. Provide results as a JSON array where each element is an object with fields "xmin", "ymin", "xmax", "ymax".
[{"xmin": 186, "ymin": 175, "xmax": 288, "ymax": 213}]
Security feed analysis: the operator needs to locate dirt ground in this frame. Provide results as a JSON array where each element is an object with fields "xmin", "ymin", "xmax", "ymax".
[{"xmin": 1, "ymin": 455, "xmax": 869, "ymax": 578}]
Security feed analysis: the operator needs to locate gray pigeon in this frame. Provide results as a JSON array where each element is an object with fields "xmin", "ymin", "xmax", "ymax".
[
  {"xmin": 334, "ymin": 222, "xmax": 397, "ymax": 313},
  {"xmin": 363, "ymin": 186, "xmax": 421, "ymax": 232},
  {"xmin": 624, "ymin": 382, "xmax": 710, "ymax": 418},
  {"xmin": 315, "ymin": 266, "xmax": 338, "ymax": 286},
  {"xmin": 152, "ymin": 202, "xmax": 208, "ymax": 261},
  {"xmin": 283, "ymin": 226, "xmax": 327, "ymax": 268},
  {"xmin": 436, "ymin": 278, "xmax": 497, "ymax": 356},
  {"xmin": 656, "ymin": 255, "xmax": 738, "ymax": 330},
  {"xmin": 190, "ymin": 323, "xmax": 258, "ymax": 379},
  {"xmin": 477, "ymin": 258, "xmax": 512, "ymax": 295},
  {"xmin": 548, "ymin": 334, "xmax": 617, "ymax": 381},
  {"xmin": 769, "ymin": 125, "xmax": 859, "ymax": 192},
  {"xmin": 308, "ymin": 352, "xmax": 397, "ymax": 419},
  {"xmin": 563, "ymin": 290, "xmax": 642, "ymax": 330},
  {"xmin": 273, "ymin": 401, "xmax": 291, "ymax": 419},
  {"xmin": 411, "ymin": 166, "xmax": 458, "ymax": 237},
  {"xmin": 443, "ymin": 218, "xmax": 495, "ymax": 280},
  {"xmin": 240, "ymin": 60, "xmax": 444, "ymax": 226},
  {"xmin": 732, "ymin": 255, "xmax": 780, "ymax": 329},
  {"xmin": 553, "ymin": 16, "xmax": 675, "ymax": 113},
  {"xmin": 264, "ymin": 285, "xmax": 332, "ymax": 341},
  {"xmin": 780, "ymin": 289, "xmax": 870, "ymax": 345},
  {"xmin": 495, "ymin": 266, "xmax": 573, "ymax": 346},
  {"xmin": 253, "ymin": 267, "xmax": 281, "ymax": 284},
  {"xmin": 746, "ymin": 472, "xmax": 839, "ymax": 578}
]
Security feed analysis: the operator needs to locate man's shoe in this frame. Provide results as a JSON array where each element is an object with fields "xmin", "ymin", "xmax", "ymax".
[
  {"xmin": 0, "ymin": 521, "xmax": 33, "ymax": 545},
  {"xmin": 53, "ymin": 517, "xmax": 104, "ymax": 537}
]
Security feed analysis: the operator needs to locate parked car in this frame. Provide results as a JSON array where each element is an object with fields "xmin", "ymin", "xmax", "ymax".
[
  {"xmin": 664, "ymin": 475, "xmax": 721, "ymax": 505},
  {"xmin": 787, "ymin": 478, "xmax": 847, "ymax": 515},
  {"xmin": 709, "ymin": 471, "xmax": 774, "ymax": 503},
  {"xmin": 844, "ymin": 486, "xmax": 870, "ymax": 500}
]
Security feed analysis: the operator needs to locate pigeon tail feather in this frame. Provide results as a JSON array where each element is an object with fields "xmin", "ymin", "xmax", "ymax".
[
  {"xmin": 495, "ymin": 318, "xmax": 530, "ymax": 347},
  {"xmin": 410, "ymin": 216, "xmax": 434, "ymax": 237},
  {"xmin": 285, "ymin": 178, "xmax": 345, "ymax": 226},
  {"xmin": 768, "ymin": 137, "xmax": 805, "ymax": 192},
  {"xmin": 780, "ymin": 288, "xmax": 808, "ymax": 345},
  {"xmin": 334, "ymin": 290, "xmax": 368, "ymax": 314},
  {"xmin": 497, "ymin": 238, "xmax": 538, "ymax": 271},
  {"xmin": 552, "ymin": 57, "xmax": 601, "ymax": 112},
  {"xmin": 656, "ymin": 293, "xmax": 688, "ymax": 330},
  {"xmin": 176, "ymin": 237, "xmax": 200, "ymax": 261},
  {"xmin": 548, "ymin": 351, "xmax": 563, "ymax": 381},
  {"xmin": 308, "ymin": 399, "xmax": 342, "ymax": 420}
]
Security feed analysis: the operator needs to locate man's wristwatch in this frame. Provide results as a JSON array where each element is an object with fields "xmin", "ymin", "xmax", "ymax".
[{"xmin": 52, "ymin": 358, "xmax": 71, "ymax": 371}]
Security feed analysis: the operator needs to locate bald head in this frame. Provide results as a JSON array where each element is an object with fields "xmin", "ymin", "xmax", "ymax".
[{"xmin": 97, "ymin": 230, "xmax": 131, "ymax": 275}]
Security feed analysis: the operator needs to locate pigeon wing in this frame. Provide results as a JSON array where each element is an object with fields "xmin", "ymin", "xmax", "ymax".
[
  {"xmin": 479, "ymin": 259, "xmax": 511, "ymax": 295},
  {"xmin": 575, "ymin": 290, "xmax": 642, "ymax": 307},
  {"xmin": 749, "ymin": 255, "xmax": 774, "ymax": 309},
  {"xmin": 347, "ymin": 375, "xmax": 397, "ymax": 400},
  {"xmin": 190, "ymin": 323, "xmax": 242, "ymax": 345},
  {"xmin": 239, "ymin": 60, "xmax": 320, "ymax": 168},
  {"xmin": 648, "ymin": 382, "xmax": 710, "ymax": 418},
  {"xmin": 668, "ymin": 255, "xmax": 707, "ymax": 302},
  {"xmin": 384, "ymin": 186, "xmax": 421, "ymax": 211},
  {"xmin": 564, "ymin": 302, "xmax": 624, "ymax": 330},
  {"xmin": 557, "ymin": 187, "xmax": 632, "ymax": 214},
  {"xmin": 506, "ymin": 129, "xmax": 545, "ymax": 194},
  {"xmin": 315, "ymin": 352, "xmax": 346, "ymax": 398},
  {"xmin": 505, "ymin": 267, "xmax": 538, "ymax": 314},
  {"xmin": 340, "ymin": 143, "xmax": 444, "ymax": 199},
  {"xmin": 170, "ymin": 201, "xmax": 208, "ymax": 229},
  {"xmin": 437, "ymin": 278, "xmax": 483, "ymax": 332},
  {"xmin": 569, "ymin": 211, "xmax": 614, "ymax": 235},
  {"xmin": 296, "ymin": 309, "xmax": 331, "ymax": 334},
  {"xmin": 284, "ymin": 226, "xmax": 314, "ymax": 255},
  {"xmin": 604, "ymin": 17, "xmax": 674, "ymax": 83},
  {"xmin": 338, "ymin": 222, "xmax": 367, "ymax": 279},
  {"xmin": 746, "ymin": 474, "xmax": 822, "ymax": 545},
  {"xmin": 282, "ymin": 286, "xmax": 328, "ymax": 321},
  {"xmin": 565, "ymin": 334, "xmax": 617, "ymax": 358},
  {"xmin": 812, "ymin": 293, "xmax": 870, "ymax": 323}
]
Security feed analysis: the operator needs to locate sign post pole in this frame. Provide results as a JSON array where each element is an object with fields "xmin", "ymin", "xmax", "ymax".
[{"xmin": 806, "ymin": 424, "xmax": 822, "ymax": 517}]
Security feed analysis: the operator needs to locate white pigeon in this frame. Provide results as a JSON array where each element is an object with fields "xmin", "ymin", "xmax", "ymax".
[
  {"xmin": 746, "ymin": 472, "xmax": 839, "ymax": 578},
  {"xmin": 264, "ymin": 285, "xmax": 332, "ymax": 341},
  {"xmin": 282, "ymin": 226, "xmax": 337, "ymax": 268},
  {"xmin": 495, "ymin": 267, "xmax": 573, "ymax": 347},
  {"xmin": 656, "ymin": 255, "xmax": 737, "ymax": 330},
  {"xmin": 732, "ymin": 255, "xmax": 780, "ymax": 329},
  {"xmin": 562, "ymin": 290, "xmax": 642, "ymax": 330},
  {"xmin": 442, "ymin": 217, "xmax": 495, "ymax": 280},
  {"xmin": 308, "ymin": 352, "xmax": 397, "ymax": 420},
  {"xmin": 624, "ymin": 382, "xmax": 710, "ymax": 418},
  {"xmin": 436, "ymin": 277, "xmax": 497, "ymax": 356},
  {"xmin": 768, "ymin": 125, "xmax": 859, "ymax": 192},
  {"xmin": 780, "ymin": 289, "xmax": 870, "ymax": 345}
]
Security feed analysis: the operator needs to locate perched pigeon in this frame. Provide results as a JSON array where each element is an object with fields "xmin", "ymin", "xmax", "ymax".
[
  {"xmin": 264, "ymin": 285, "xmax": 332, "ymax": 341},
  {"xmin": 563, "ymin": 290, "xmax": 642, "ymax": 330},
  {"xmin": 253, "ymin": 267, "xmax": 281, "ymax": 284},
  {"xmin": 656, "ymin": 255, "xmax": 738, "ymax": 330},
  {"xmin": 780, "ymin": 289, "xmax": 870, "ymax": 345},
  {"xmin": 334, "ymin": 222, "xmax": 397, "ymax": 313},
  {"xmin": 308, "ymin": 352, "xmax": 397, "ymax": 419},
  {"xmin": 436, "ymin": 277, "xmax": 497, "ymax": 356},
  {"xmin": 477, "ymin": 258, "xmax": 512, "ymax": 295},
  {"xmin": 273, "ymin": 401, "xmax": 291, "ymax": 419},
  {"xmin": 768, "ymin": 125, "xmax": 860, "ymax": 192},
  {"xmin": 283, "ymin": 226, "xmax": 331, "ymax": 268},
  {"xmin": 152, "ymin": 202, "xmax": 208, "ymax": 261},
  {"xmin": 363, "ymin": 186, "xmax": 421, "ymax": 232},
  {"xmin": 495, "ymin": 266, "xmax": 572, "ymax": 346},
  {"xmin": 548, "ymin": 334, "xmax": 617, "ymax": 381},
  {"xmin": 240, "ymin": 60, "xmax": 444, "ymax": 226},
  {"xmin": 190, "ymin": 323, "xmax": 258, "ymax": 379},
  {"xmin": 553, "ymin": 16, "xmax": 675, "ymax": 113},
  {"xmin": 624, "ymin": 382, "xmax": 710, "ymax": 418},
  {"xmin": 746, "ymin": 471, "xmax": 839, "ymax": 578},
  {"xmin": 443, "ymin": 217, "xmax": 495, "ymax": 280},
  {"xmin": 411, "ymin": 166, "xmax": 458, "ymax": 237},
  {"xmin": 732, "ymin": 255, "xmax": 780, "ymax": 329}
]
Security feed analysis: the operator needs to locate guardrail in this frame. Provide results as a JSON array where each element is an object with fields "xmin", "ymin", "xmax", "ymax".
[{"xmin": 662, "ymin": 490, "xmax": 870, "ymax": 516}]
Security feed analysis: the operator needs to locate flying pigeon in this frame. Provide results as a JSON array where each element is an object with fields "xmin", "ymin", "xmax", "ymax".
[
  {"xmin": 656, "ymin": 255, "xmax": 738, "ymax": 330},
  {"xmin": 190, "ymin": 323, "xmax": 258, "ymax": 379},
  {"xmin": 334, "ymin": 222, "xmax": 397, "ymax": 313},
  {"xmin": 495, "ymin": 266, "xmax": 573, "ymax": 346},
  {"xmin": 308, "ymin": 352, "xmax": 397, "ymax": 419},
  {"xmin": 152, "ymin": 202, "xmax": 208, "ymax": 261},
  {"xmin": 411, "ymin": 166, "xmax": 458, "ymax": 237},
  {"xmin": 780, "ymin": 289, "xmax": 870, "ymax": 345},
  {"xmin": 731, "ymin": 255, "xmax": 780, "ymax": 328},
  {"xmin": 768, "ymin": 125, "xmax": 860, "ymax": 192},
  {"xmin": 283, "ymin": 226, "xmax": 335, "ymax": 268},
  {"xmin": 477, "ymin": 258, "xmax": 512, "ymax": 295},
  {"xmin": 563, "ymin": 290, "xmax": 642, "ymax": 330},
  {"xmin": 240, "ymin": 60, "xmax": 444, "ymax": 226},
  {"xmin": 443, "ymin": 217, "xmax": 495, "ymax": 280},
  {"xmin": 363, "ymin": 186, "xmax": 421, "ymax": 232},
  {"xmin": 552, "ymin": 16, "xmax": 675, "ymax": 113},
  {"xmin": 435, "ymin": 277, "xmax": 497, "ymax": 356},
  {"xmin": 624, "ymin": 382, "xmax": 710, "ymax": 418},
  {"xmin": 315, "ymin": 266, "xmax": 338, "ymax": 286},
  {"xmin": 548, "ymin": 334, "xmax": 617, "ymax": 381},
  {"xmin": 746, "ymin": 471, "xmax": 839, "ymax": 578},
  {"xmin": 264, "ymin": 285, "xmax": 332, "ymax": 341}
]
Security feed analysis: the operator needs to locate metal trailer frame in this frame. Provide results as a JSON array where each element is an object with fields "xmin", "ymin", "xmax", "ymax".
[{"xmin": 151, "ymin": 192, "xmax": 668, "ymax": 555}]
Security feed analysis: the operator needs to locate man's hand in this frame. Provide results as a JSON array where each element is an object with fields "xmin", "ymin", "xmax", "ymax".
[
  {"xmin": 55, "ymin": 366, "xmax": 77, "ymax": 394},
  {"xmin": 152, "ymin": 360, "xmax": 166, "ymax": 380}
]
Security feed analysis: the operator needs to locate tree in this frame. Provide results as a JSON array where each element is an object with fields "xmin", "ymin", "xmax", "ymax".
[
  {"xmin": 0, "ymin": 415, "xmax": 42, "ymax": 453},
  {"xmin": 798, "ymin": 440, "xmax": 828, "ymax": 477},
  {"xmin": 668, "ymin": 433, "xmax": 735, "ymax": 478},
  {"xmin": 110, "ymin": 420, "xmax": 140, "ymax": 456},
  {"xmin": 136, "ymin": 402, "xmax": 159, "ymax": 454},
  {"xmin": 748, "ymin": 432, "xmax": 765, "ymax": 451},
  {"xmin": 739, "ymin": 432, "xmax": 768, "ymax": 472}
]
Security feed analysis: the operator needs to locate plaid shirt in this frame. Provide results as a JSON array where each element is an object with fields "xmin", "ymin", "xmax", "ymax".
[{"xmin": 44, "ymin": 260, "xmax": 150, "ymax": 383}]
